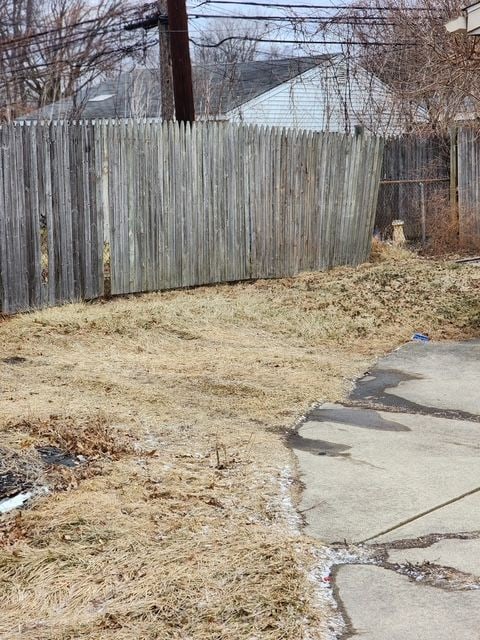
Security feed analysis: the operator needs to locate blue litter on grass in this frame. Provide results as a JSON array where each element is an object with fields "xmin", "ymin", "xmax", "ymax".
[{"xmin": 412, "ymin": 333, "xmax": 430, "ymax": 343}]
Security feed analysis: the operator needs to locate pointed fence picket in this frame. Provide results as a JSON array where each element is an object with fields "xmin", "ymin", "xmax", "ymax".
[{"xmin": 0, "ymin": 121, "xmax": 383, "ymax": 314}]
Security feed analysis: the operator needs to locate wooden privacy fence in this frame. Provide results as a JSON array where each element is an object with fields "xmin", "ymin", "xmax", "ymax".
[
  {"xmin": 457, "ymin": 127, "xmax": 480, "ymax": 241},
  {"xmin": 0, "ymin": 123, "xmax": 104, "ymax": 314},
  {"xmin": 0, "ymin": 121, "xmax": 384, "ymax": 315}
]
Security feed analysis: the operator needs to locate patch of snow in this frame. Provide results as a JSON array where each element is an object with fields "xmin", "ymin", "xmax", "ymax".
[
  {"xmin": 271, "ymin": 466, "xmax": 347, "ymax": 638},
  {"xmin": 272, "ymin": 464, "xmax": 377, "ymax": 638},
  {"xmin": 307, "ymin": 544, "xmax": 382, "ymax": 639},
  {"xmin": 0, "ymin": 491, "xmax": 34, "ymax": 514},
  {"xmin": 273, "ymin": 467, "xmax": 347, "ymax": 638},
  {"xmin": 0, "ymin": 487, "xmax": 49, "ymax": 515},
  {"xmin": 276, "ymin": 466, "xmax": 302, "ymax": 534},
  {"xmin": 291, "ymin": 401, "xmax": 323, "ymax": 432}
]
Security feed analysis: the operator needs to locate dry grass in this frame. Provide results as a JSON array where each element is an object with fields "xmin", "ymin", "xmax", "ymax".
[{"xmin": 0, "ymin": 248, "xmax": 479, "ymax": 639}]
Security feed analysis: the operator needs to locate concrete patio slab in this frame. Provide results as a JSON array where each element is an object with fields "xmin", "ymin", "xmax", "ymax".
[
  {"xmin": 292, "ymin": 340, "xmax": 480, "ymax": 638},
  {"xmin": 336, "ymin": 565, "xmax": 480, "ymax": 640},
  {"xmin": 295, "ymin": 408, "xmax": 480, "ymax": 543}
]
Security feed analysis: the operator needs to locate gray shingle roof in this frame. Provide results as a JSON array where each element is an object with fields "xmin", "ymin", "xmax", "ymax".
[
  {"xmin": 22, "ymin": 56, "xmax": 333, "ymax": 121},
  {"xmin": 195, "ymin": 55, "xmax": 331, "ymax": 114}
]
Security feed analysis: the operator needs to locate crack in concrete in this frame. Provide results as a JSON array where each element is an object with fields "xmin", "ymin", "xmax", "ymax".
[
  {"xmin": 372, "ymin": 530, "xmax": 480, "ymax": 551},
  {"xmin": 318, "ymin": 533, "xmax": 480, "ymax": 640},
  {"xmin": 358, "ymin": 486, "xmax": 480, "ymax": 544},
  {"xmin": 324, "ymin": 536, "xmax": 480, "ymax": 598},
  {"xmin": 381, "ymin": 560, "xmax": 480, "ymax": 591},
  {"xmin": 345, "ymin": 398, "xmax": 480, "ymax": 423}
]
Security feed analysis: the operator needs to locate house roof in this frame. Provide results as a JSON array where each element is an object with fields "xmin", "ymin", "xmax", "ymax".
[
  {"xmin": 21, "ymin": 55, "xmax": 333, "ymax": 121},
  {"xmin": 195, "ymin": 55, "xmax": 331, "ymax": 114}
]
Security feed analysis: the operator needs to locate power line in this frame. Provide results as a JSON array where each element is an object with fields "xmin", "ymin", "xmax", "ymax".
[
  {"xmin": 0, "ymin": 3, "xmax": 432, "ymax": 60},
  {"xmin": 192, "ymin": 1, "xmax": 445, "ymax": 12},
  {"xmin": 190, "ymin": 35, "xmax": 416, "ymax": 47},
  {"xmin": 0, "ymin": 27, "xmax": 135, "ymax": 67},
  {"xmin": 190, "ymin": 13, "xmax": 398, "ymax": 24},
  {"xmin": 0, "ymin": 10, "xmax": 141, "ymax": 51},
  {"xmin": 0, "ymin": 36, "xmax": 158, "ymax": 83}
]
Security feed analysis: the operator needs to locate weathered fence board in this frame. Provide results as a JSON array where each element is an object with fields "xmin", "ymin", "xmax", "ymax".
[
  {"xmin": 102, "ymin": 122, "xmax": 382, "ymax": 294},
  {"xmin": 0, "ymin": 121, "xmax": 383, "ymax": 314},
  {"xmin": 457, "ymin": 127, "xmax": 480, "ymax": 241},
  {"xmin": 0, "ymin": 122, "xmax": 104, "ymax": 314}
]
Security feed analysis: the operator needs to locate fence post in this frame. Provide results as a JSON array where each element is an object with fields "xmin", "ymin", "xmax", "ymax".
[
  {"xmin": 419, "ymin": 182, "xmax": 426, "ymax": 245},
  {"xmin": 450, "ymin": 126, "xmax": 459, "ymax": 238},
  {"xmin": 392, "ymin": 220, "xmax": 406, "ymax": 246}
]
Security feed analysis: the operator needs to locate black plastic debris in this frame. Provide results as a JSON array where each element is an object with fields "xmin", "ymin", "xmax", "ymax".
[
  {"xmin": 0, "ymin": 471, "xmax": 32, "ymax": 501},
  {"xmin": 35, "ymin": 446, "xmax": 81, "ymax": 468}
]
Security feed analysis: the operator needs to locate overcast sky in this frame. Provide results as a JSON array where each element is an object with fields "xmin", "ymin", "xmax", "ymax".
[{"xmin": 186, "ymin": 0, "xmax": 345, "ymax": 57}]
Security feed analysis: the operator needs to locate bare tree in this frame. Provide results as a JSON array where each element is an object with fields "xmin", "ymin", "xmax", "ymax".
[
  {"xmin": 192, "ymin": 18, "xmax": 271, "ymax": 66},
  {"xmin": 192, "ymin": 18, "xmax": 278, "ymax": 118},
  {"xmin": 0, "ymin": 0, "xmax": 148, "ymax": 119},
  {"xmin": 339, "ymin": 0, "xmax": 480, "ymax": 132}
]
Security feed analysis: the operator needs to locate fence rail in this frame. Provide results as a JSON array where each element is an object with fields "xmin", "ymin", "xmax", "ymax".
[
  {"xmin": 0, "ymin": 121, "xmax": 383, "ymax": 315},
  {"xmin": 376, "ymin": 128, "xmax": 480, "ymax": 245},
  {"xmin": 376, "ymin": 134, "xmax": 450, "ymax": 241}
]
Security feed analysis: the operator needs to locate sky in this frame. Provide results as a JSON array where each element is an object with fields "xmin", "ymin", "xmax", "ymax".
[{"xmin": 185, "ymin": 0, "xmax": 346, "ymax": 57}]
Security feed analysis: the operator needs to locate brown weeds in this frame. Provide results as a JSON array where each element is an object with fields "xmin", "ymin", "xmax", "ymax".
[
  {"xmin": 420, "ymin": 192, "xmax": 480, "ymax": 255},
  {"xmin": 0, "ymin": 250, "xmax": 479, "ymax": 639},
  {"xmin": 7, "ymin": 414, "xmax": 133, "ymax": 460}
]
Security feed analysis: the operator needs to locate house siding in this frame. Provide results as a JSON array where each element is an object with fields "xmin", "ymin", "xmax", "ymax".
[{"xmin": 226, "ymin": 62, "xmax": 413, "ymax": 135}]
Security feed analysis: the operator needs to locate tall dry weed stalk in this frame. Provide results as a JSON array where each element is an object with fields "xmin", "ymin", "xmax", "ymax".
[{"xmin": 422, "ymin": 192, "xmax": 480, "ymax": 255}]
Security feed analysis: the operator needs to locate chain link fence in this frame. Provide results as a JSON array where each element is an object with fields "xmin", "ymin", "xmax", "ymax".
[
  {"xmin": 376, "ymin": 177, "xmax": 451, "ymax": 244},
  {"xmin": 375, "ymin": 134, "xmax": 451, "ymax": 245}
]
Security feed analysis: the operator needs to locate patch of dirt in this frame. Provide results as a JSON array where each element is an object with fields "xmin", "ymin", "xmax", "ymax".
[
  {"xmin": 373, "ymin": 531, "xmax": 480, "ymax": 551},
  {"xmin": 385, "ymin": 560, "xmax": 480, "ymax": 591}
]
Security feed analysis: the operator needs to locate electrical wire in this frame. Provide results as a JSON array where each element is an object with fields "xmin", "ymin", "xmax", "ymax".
[
  {"xmin": 190, "ymin": 35, "xmax": 416, "ymax": 48},
  {"xmin": 192, "ymin": 1, "xmax": 446, "ymax": 13},
  {"xmin": 0, "ymin": 10, "xmax": 141, "ymax": 51},
  {"xmin": 189, "ymin": 13, "xmax": 398, "ymax": 24},
  {"xmin": 0, "ymin": 37, "xmax": 158, "ymax": 85}
]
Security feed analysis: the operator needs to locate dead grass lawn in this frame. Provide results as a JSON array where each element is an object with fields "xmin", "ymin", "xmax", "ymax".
[{"xmin": 0, "ymin": 247, "xmax": 479, "ymax": 639}]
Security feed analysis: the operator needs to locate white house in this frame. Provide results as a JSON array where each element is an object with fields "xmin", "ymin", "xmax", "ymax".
[
  {"xmin": 446, "ymin": 2, "xmax": 480, "ymax": 34},
  {"xmin": 221, "ymin": 58, "xmax": 418, "ymax": 135},
  {"xmin": 22, "ymin": 56, "xmax": 420, "ymax": 135}
]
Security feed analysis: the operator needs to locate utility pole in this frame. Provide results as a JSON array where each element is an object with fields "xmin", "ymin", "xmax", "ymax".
[
  {"xmin": 166, "ymin": 0, "xmax": 195, "ymax": 123},
  {"xmin": 125, "ymin": 1, "xmax": 194, "ymax": 122},
  {"xmin": 157, "ymin": 0, "xmax": 174, "ymax": 121}
]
